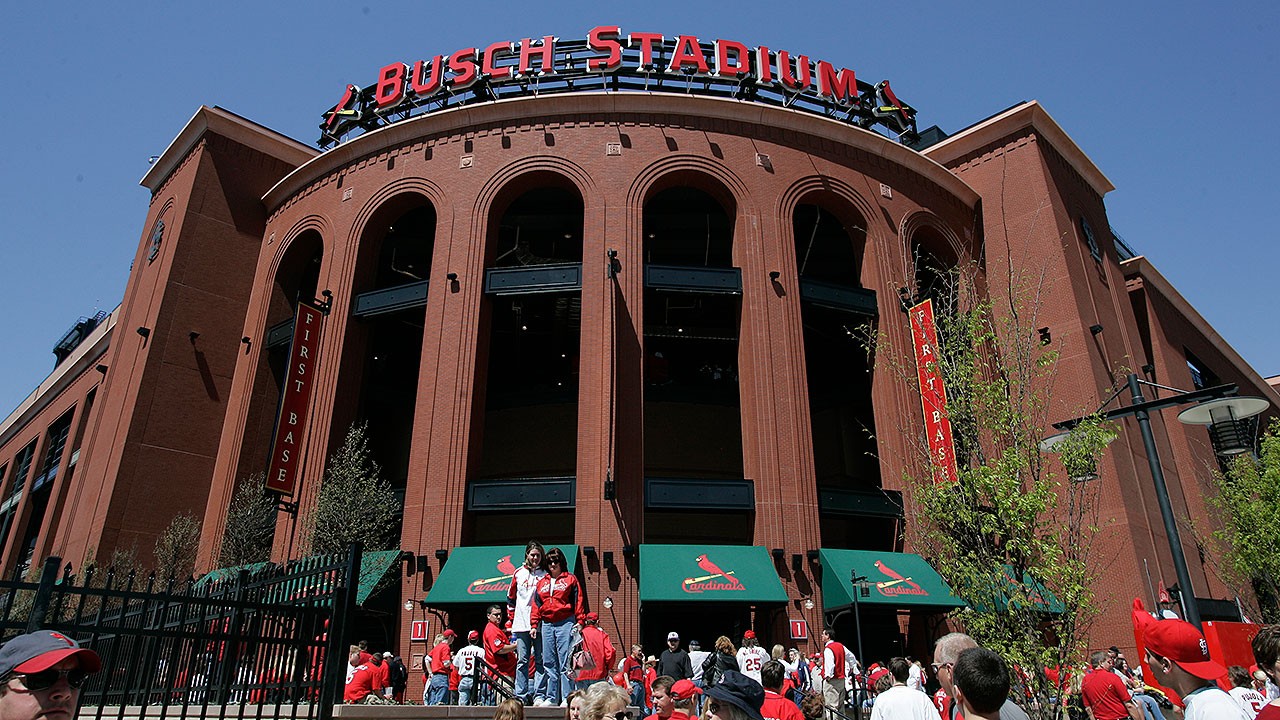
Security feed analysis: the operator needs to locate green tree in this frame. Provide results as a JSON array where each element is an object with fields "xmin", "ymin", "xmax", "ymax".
[
  {"xmin": 888, "ymin": 268, "xmax": 1113, "ymax": 720},
  {"xmin": 219, "ymin": 472, "xmax": 278, "ymax": 567},
  {"xmin": 306, "ymin": 421, "xmax": 401, "ymax": 555},
  {"xmin": 153, "ymin": 512, "xmax": 202, "ymax": 581},
  {"xmin": 1209, "ymin": 420, "xmax": 1280, "ymax": 622}
]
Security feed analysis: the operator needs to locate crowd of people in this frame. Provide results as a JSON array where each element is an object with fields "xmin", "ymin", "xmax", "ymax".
[{"xmin": 4, "ymin": 609, "xmax": 1280, "ymax": 720}]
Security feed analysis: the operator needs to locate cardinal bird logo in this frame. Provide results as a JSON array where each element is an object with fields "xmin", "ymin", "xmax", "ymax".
[
  {"xmin": 682, "ymin": 554, "xmax": 745, "ymax": 593},
  {"xmin": 323, "ymin": 83, "xmax": 364, "ymax": 134},
  {"xmin": 468, "ymin": 554, "xmax": 518, "ymax": 595},
  {"xmin": 873, "ymin": 560, "xmax": 927, "ymax": 597}
]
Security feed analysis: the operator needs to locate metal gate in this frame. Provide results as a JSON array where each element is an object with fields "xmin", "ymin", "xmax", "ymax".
[{"xmin": 0, "ymin": 545, "xmax": 362, "ymax": 720}]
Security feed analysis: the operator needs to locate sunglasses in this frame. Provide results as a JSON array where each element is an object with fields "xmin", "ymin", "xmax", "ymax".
[
  {"xmin": 708, "ymin": 702, "xmax": 725, "ymax": 715},
  {"xmin": 930, "ymin": 662, "xmax": 952, "ymax": 674},
  {"xmin": 608, "ymin": 712, "xmax": 634, "ymax": 720},
  {"xmin": 548, "ymin": 558, "xmax": 563, "ymax": 565},
  {"xmin": 7, "ymin": 668, "xmax": 89, "ymax": 691}
]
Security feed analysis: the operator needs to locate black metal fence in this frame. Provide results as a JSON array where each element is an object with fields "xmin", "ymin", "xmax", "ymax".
[{"xmin": 0, "ymin": 546, "xmax": 361, "ymax": 720}]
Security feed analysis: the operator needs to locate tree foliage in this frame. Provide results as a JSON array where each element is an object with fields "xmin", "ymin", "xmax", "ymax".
[
  {"xmin": 306, "ymin": 421, "xmax": 401, "ymax": 556},
  {"xmin": 888, "ymin": 267, "xmax": 1113, "ymax": 720},
  {"xmin": 153, "ymin": 512, "xmax": 202, "ymax": 581},
  {"xmin": 219, "ymin": 472, "xmax": 278, "ymax": 567},
  {"xmin": 1209, "ymin": 420, "xmax": 1280, "ymax": 622}
]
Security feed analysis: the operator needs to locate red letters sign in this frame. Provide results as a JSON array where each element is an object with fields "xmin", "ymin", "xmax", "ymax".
[
  {"xmin": 265, "ymin": 300, "xmax": 326, "ymax": 495},
  {"xmin": 789, "ymin": 620, "xmax": 808, "ymax": 641},
  {"xmin": 909, "ymin": 300, "xmax": 959, "ymax": 483}
]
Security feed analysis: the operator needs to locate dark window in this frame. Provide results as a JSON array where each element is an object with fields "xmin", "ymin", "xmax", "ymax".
[
  {"xmin": 1185, "ymin": 350, "xmax": 1219, "ymax": 390},
  {"xmin": 31, "ymin": 411, "xmax": 73, "ymax": 493},
  {"xmin": 147, "ymin": 218, "xmax": 164, "ymax": 263},
  {"xmin": 9, "ymin": 442, "xmax": 35, "ymax": 497},
  {"xmin": 1079, "ymin": 216, "xmax": 1102, "ymax": 262}
]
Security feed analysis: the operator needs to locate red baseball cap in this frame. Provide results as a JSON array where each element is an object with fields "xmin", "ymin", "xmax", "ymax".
[
  {"xmin": 468, "ymin": 630, "xmax": 480, "ymax": 641},
  {"xmin": 743, "ymin": 630, "xmax": 756, "ymax": 639},
  {"xmin": 671, "ymin": 678, "xmax": 703, "ymax": 701},
  {"xmin": 443, "ymin": 629, "xmax": 457, "ymax": 638},
  {"xmin": 0, "ymin": 630, "xmax": 102, "ymax": 677},
  {"xmin": 1143, "ymin": 619, "xmax": 1227, "ymax": 680},
  {"xmin": 586, "ymin": 612, "xmax": 599, "ymax": 623}
]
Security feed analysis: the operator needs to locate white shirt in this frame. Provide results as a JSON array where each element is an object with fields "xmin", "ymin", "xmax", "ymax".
[
  {"xmin": 689, "ymin": 650, "xmax": 711, "ymax": 676},
  {"xmin": 1183, "ymin": 686, "xmax": 1252, "ymax": 720},
  {"xmin": 907, "ymin": 663, "xmax": 924, "ymax": 692},
  {"xmin": 737, "ymin": 645, "xmax": 770, "ymax": 684},
  {"xmin": 869, "ymin": 685, "xmax": 943, "ymax": 720},
  {"xmin": 507, "ymin": 565, "xmax": 546, "ymax": 632},
  {"xmin": 453, "ymin": 644, "xmax": 485, "ymax": 678},
  {"xmin": 1230, "ymin": 686, "xmax": 1268, "ymax": 718}
]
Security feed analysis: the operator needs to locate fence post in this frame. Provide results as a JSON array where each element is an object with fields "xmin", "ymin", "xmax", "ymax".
[
  {"xmin": 320, "ymin": 544, "xmax": 361, "ymax": 720},
  {"xmin": 25, "ymin": 556, "xmax": 62, "ymax": 633}
]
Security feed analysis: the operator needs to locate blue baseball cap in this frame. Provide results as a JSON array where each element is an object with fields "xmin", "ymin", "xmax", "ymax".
[{"xmin": 0, "ymin": 630, "xmax": 102, "ymax": 678}]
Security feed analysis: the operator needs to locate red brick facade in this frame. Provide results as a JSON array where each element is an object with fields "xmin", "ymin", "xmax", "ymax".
[{"xmin": 2, "ymin": 96, "xmax": 1275, "ymax": 675}]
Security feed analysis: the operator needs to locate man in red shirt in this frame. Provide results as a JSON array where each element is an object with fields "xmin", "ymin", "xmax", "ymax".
[
  {"xmin": 484, "ymin": 604, "xmax": 518, "ymax": 682},
  {"xmin": 576, "ymin": 612, "xmax": 616, "ymax": 689},
  {"xmin": 367, "ymin": 651, "xmax": 391, "ymax": 701},
  {"xmin": 761, "ymin": 661, "xmax": 803, "ymax": 720},
  {"xmin": 1081, "ymin": 652, "xmax": 1142, "ymax": 720},
  {"xmin": 668, "ymin": 679, "xmax": 700, "ymax": 720},
  {"xmin": 426, "ymin": 630, "xmax": 456, "ymax": 705}
]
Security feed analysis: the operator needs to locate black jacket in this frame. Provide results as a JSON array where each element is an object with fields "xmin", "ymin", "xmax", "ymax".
[
  {"xmin": 656, "ymin": 648, "xmax": 692, "ymax": 680},
  {"xmin": 701, "ymin": 652, "xmax": 737, "ymax": 687}
]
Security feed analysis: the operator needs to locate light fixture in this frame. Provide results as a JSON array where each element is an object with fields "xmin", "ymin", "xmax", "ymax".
[
  {"xmin": 803, "ymin": 597, "xmax": 814, "ymax": 610},
  {"xmin": 769, "ymin": 271, "xmax": 781, "ymax": 281},
  {"xmin": 435, "ymin": 549, "xmax": 449, "ymax": 562},
  {"xmin": 791, "ymin": 554, "xmax": 803, "ymax": 574},
  {"xmin": 1177, "ymin": 396, "xmax": 1270, "ymax": 456},
  {"xmin": 188, "ymin": 331, "xmax": 200, "ymax": 342},
  {"xmin": 584, "ymin": 546, "xmax": 597, "ymax": 560},
  {"xmin": 603, "ymin": 551, "xmax": 615, "ymax": 569},
  {"xmin": 622, "ymin": 545, "xmax": 636, "ymax": 558},
  {"xmin": 1089, "ymin": 324, "xmax": 1104, "ymax": 335},
  {"xmin": 136, "ymin": 326, "xmax": 151, "ymax": 337},
  {"xmin": 603, "ymin": 597, "xmax": 613, "ymax": 609},
  {"xmin": 806, "ymin": 549, "xmax": 819, "ymax": 562},
  {"xmin": 771, "ymin": 548, "xmax": 785, "ymax": 561},
  {"xmin": 404, "ymin": 599, "xmax": 415, "ymax": 611},
  {"xmin": 447, "ymin": 272, "xmax": 458, "ymax": 281}
]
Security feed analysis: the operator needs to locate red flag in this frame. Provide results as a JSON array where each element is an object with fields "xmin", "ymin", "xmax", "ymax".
[{"xmin": 1131, "ymin": 598, "xmax": 1183, "ymax": 708}]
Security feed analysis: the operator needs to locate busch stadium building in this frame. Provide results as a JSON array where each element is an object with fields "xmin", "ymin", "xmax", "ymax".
[{"xmin": 2, "ymin": 26, "xmax": 1276, "ymax": 676}]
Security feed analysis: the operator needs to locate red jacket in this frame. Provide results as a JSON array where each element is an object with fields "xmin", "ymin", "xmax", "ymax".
[
  {"xmin": 530, "ymin": 572, "xmax": 585, "ymax": 626},
  {"xmin": 577, "ymin": 625, "xmax": 616, "ymax": 682}
]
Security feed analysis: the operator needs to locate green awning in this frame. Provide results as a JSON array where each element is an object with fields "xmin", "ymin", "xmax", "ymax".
[
  {"xmin": 963, "ymin": 565, "xmax": 1065, "ymax": 614},
  {"xmin": 638, "ymin": 544, "xmax": 788, "ymax": 603},
  {"xmin": 194, "ymin": 561, "xmax": 277, "ymax": 588},
  {"xmin": 426, "ymin": 545, "xmax": 579, "ymax": 605},
  {"xmin": 356, "ymin": 550, "xmax": 404, "ymax": 605},
  {"xmin": 819, "ymin": 549, "xmax": 966, "ymax": 611}
]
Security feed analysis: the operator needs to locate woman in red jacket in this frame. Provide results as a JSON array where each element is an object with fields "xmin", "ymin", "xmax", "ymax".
[{"xmin": 531, "ymin": 547, "xmax": 586, "ymax": 707}]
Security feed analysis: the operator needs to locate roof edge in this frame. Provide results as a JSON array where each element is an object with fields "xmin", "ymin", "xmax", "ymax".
[
  {"xmin": 923, "ymin": 100, "xmax": 1115, "ymax": 198},
  {"xmin": 140, "ymin": 106, "xmax": 317, "ymax": 193},
  {"xmin": 263, "ymin": 92, "xmax": 981, "ymax": 212},
  {"xmin": 1124, "ymin": 256, "xmax": 1279, "ymax": 401}
]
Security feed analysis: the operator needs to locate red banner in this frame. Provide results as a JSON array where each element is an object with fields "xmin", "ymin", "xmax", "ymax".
[
  {"xmin": 910, "ymin": 300, "xmax": 958, "ymax": 483},
  {"xmin": 265, "ymin": 301, "xmax": 325, "ymax": 495}
]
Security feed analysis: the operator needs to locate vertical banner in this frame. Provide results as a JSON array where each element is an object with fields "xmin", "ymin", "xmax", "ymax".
[
  {"xmin": 265, "ymin": 299, "xmax": 327, "ymax": 495},
  {"xmin": 909, "ymin": 299, "xmax": 959, "ymax": 483}
]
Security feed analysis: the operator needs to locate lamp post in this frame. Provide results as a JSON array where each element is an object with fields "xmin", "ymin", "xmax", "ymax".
[
  {"xmin": 1045, "ymin": 374, "xmax": 1269, "ymax": 628},
  {"xmin": 850, "ymin": 573, "xmax": 870, "ymax": 720}
]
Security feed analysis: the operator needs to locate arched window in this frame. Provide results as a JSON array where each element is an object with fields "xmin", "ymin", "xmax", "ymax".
[{"xmin": 468, "ymin": 177, "xmax": 583, "ymax": 543}]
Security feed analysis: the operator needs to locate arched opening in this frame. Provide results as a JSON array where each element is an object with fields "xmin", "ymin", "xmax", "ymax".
[
  {"xmin": 911, "ymin": 226, "xmax": 959, "ymax": 312},
  {"xmin": 233, "ymin": 232, "xmax": 324, "ymax": 492},
  {"xmin": 468, "ymin": 178, "xmax": 583, "ymax": 542},
  {"xmin": 642, "ymin": 184, "xmax": 748, "ymax": 544},
  {"xmin": 352, "ymin": 201, "xmax": 437, "ymax": 501},
  {"xmin": 792, "ymin": 200, "xmax": 892, "ymax": 551}
]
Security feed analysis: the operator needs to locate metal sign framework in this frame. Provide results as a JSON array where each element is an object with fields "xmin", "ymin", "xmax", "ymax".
[{"xmin": 319, "ymin": 33, "xmax": 918, "ymax": 148}]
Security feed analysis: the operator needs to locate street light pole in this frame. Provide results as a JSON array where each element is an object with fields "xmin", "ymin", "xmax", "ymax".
[
  {"xmin": 851, "ymin": 573, "xmax": 867, "ymax": 720},
  {"xmin": 1127, "ymin": 373, "xmax": 1201, "ymax": 628}
]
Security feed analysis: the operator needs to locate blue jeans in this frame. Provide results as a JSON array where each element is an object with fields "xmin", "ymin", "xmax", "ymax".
[
  {"xmin": 1134, "ymin": 693, "xmax": 1165, "ymax": 720},
  {"xmin": 515, "ymin": 631, "xmax": 546, "ymax": 701},
  {"xmin": 541, "ymin": 618, "xmax": 575, "ymax": 705},
  {"xmin": 630, "ymin": 681, "xmax": 645, "ymax": 712},
  {"xmin": 458, "ymin": 677, "xmax": 474, "ymax": 706},
  {"xmin": 428, "ymin": 673, "xmax": 449, "ymax": 705}
]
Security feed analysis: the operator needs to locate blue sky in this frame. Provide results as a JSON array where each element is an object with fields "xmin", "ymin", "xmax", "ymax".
[{"xmin": 1, "ymin": 2, "xmax": 1277, "ymax": 414}]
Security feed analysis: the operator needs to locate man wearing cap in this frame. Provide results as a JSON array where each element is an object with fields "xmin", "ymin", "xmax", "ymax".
[
  {"xmin": 0, "ymin": 630, "xmax": 101, "ymax": 720},
  {"xmin": 761, "ymin": 661, "xmax": 803, "ymax": 720},
  {"xmin": 659, "ymin": 633, "xmax": 693, "ymax": 681},
  {"xmin": 1143, "ymin": 619, "xmax": 1249, "ymax": 719},
  {"xmin": 737, "ymin": 631, "xmax": 770, "ymax": 686},
  {"xmin": 426, "ymin": 630, "xmax": 456, "ymax": 705},
  {"xmin": 668, "ymin": 679, "xmax": 701, "ymax": 720},
  {"xmin": 454, "ymin": 630, "xmax": 486, "ymax": 706},
  {"xmin": 705, "ymin": 670, "xmax": 766, "ymax": 720},
  {"xmin": 576, "ymin": 613, "xmax": 615, "ymax": 690}
]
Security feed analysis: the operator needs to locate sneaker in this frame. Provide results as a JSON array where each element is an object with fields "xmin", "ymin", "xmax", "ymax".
[
  {"xmin": 559, "ymin": 701, "xmax": 567, "ymax": 707},
  {"xmin": 535, "ymin": 699, "xmax": 551, "ymax": 707}
]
